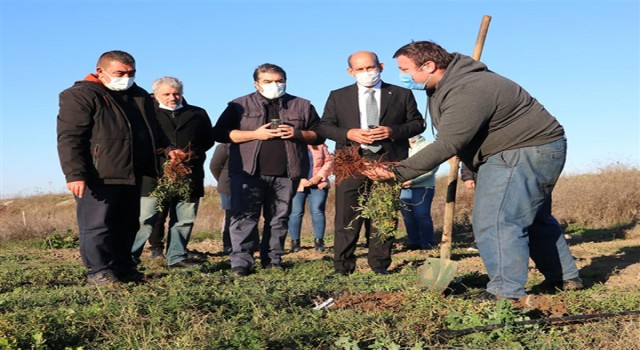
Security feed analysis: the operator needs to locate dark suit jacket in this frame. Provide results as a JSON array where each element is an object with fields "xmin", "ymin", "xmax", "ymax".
[{"xmin": 318, "ymin": 82, "xmax": 425, "ymax": 162}]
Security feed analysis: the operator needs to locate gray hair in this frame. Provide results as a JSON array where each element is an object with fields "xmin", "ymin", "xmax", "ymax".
[{"xmin": 152, "ymin": 76, "xmax": 184, "ymax": 93}]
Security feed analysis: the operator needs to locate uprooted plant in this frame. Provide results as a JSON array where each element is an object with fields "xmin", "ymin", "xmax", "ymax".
[
  {"xmin": 332, "ymin": 146, "xmax": 403, "ymax": 239},
  {"xmin": 150, "ymin": 146, "xmax": 193, "ymax": 211},
  {"xmin": 355, "ymin": 180, "xmax": 405, "ymax": 239}
]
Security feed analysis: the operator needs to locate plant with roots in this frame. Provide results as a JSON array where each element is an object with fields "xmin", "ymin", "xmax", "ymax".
[
  {"xmin": 332, "ymin": 146, "xmax": 404, "ymax": 239},
  {"xmin": 150, "ymin": 146, "xmax": 193, "ymax": 211}
]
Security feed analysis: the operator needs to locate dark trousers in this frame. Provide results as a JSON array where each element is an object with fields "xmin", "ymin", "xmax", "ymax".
[
  {"xmin": 229, "ymin": 173, "xmax": 297, "ymax": 269},
  {"xmin": 333, "ymin": 175, "xmax": 394, "ymax": 273},
  {"xmin": 76, "ymin": 183, "xmax": 140, "ymax": 275}
]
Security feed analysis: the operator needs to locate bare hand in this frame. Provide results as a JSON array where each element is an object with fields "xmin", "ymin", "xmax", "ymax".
[
  {"xmin": 347, "ymin": 126, "xmax": 392, "ymax": 145},
  {"xmin": 277, "ymin": 124, "xmax": 296, "ymax": 139},
  {"xmin": 168, "ymin": 149, "xmax": 186, "ymax": 161},
  {"xmin": 347, "ymin": 128, "xmax": 375, "ymax": 144},
  {"xmin": 67, "ymin": 180, "xmax": 86, "ymax": 198},
  {"xmin": 464, "ymin": 179, "xmax": 476, "ymax": 190},
  {"xmin": 253, "ymin": 123, "xmax": 283, "ymax": 140},
  {"xmin": 300, "ymin": 178, "xmax": 313, "ymax": 187},
  {"xmin": 362, "ymin": 164, "xmax": 395, "ymax": 181},
  {"xmin": 367, "ymin": 126, "xmax": 392, "ymax": 141},
  {"xmin": 401, "ymin": 180, "xmax": 413, "ymax": 188}
]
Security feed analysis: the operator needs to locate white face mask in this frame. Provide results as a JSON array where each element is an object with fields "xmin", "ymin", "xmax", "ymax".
[
  {"xmin": 355, "ymin": 71, "xmax": 381, "ymax": 87},
  {"xmin": 258, "ymin": 82, "xmax": 286, "ymax": 99},
  {"xmin": 158, "ymin": 102, "xmax": 183, "ymax": 111},
  {"xmin": 103, "ymin": 72, "xmax": 135, "ymax": 91}
]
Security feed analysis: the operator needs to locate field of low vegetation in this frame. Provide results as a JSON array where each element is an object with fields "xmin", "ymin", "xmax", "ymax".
[{"xmin": 1, "ymin": 164, "xmax": 639, "ymax": 349}]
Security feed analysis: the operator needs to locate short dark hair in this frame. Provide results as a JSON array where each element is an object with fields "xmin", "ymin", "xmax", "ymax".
[
  {"xmin": 253, "ymin": 63, "xmax": 287, "ymax": 82},
  {"xmin": 393, "ymin": 41, "xmax": 454, "ymax": 69},
  {"xmin": 97, "ymin": 50, "xmax": 136, "ymax": 68}
]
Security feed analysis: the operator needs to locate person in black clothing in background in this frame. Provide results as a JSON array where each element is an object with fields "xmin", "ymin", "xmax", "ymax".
[{"xmin": 209, "ymin": 143, "xmax": 233, "ymax": 254}]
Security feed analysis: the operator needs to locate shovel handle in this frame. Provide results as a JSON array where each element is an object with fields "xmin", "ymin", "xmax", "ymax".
[{"xmin": 440, "ymin": 15, "xmax": 492, "ymax": 261}]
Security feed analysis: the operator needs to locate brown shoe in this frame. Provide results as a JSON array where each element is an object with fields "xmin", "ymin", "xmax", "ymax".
[{"xmin": 562, "ymin": 277, "xmax": 584, "ymax": 290}]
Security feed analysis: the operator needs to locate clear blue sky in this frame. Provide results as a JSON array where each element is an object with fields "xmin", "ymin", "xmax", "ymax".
[{"xmin": 1, "ymin": 0, "xmax": 638, "ymax": 199}]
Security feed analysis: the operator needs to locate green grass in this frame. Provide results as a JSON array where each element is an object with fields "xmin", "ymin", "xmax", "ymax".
[{"xmin": 1, "ymin": 237, "xmax": 639, "ymax": 349}]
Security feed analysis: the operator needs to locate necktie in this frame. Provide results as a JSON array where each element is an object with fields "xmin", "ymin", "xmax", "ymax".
[{"xmin": 365, "ymin": 89, "xmax": 381, "ymax": 153}]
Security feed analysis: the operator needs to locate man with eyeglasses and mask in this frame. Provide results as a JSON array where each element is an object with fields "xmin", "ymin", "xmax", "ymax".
[
  {"xmin": 57, "ymin": 50, "xmax": 174, "ymax": 286},
  {"xmin": 317, "ymin": 51, "xmax": 425, "ymax": 276},
  {"xmin": 212, "ymin": 63, "xmax": 324, "ymax": 277},
  {"xmin": 364, "ymin": 41, "xmax": 583, "ymax": 301}
]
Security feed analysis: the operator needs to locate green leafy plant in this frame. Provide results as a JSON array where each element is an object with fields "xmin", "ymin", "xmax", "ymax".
[
  {"xmin": 332, "ymin": 146, "xmax": 404, "ymax": 239},
  {"xmin": 354, "ymin": 181, "xmax": 404, "ymax": 239},
  {"xmin": 150, "ymin": 148, "xmax": 193, "ymax": 211},
  {"xmin": 41, "ymin": 229, "xmax": 78, "ymax": 249}
]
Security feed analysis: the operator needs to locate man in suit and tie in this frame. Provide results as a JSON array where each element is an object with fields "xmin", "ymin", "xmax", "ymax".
[{"xmin": 318, "ymin": 51, "xmax": 425, "ymax": 275}]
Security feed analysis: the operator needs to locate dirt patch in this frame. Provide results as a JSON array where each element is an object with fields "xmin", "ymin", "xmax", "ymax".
[
  {"xmin": 515, "ymin": 295, "xmax": 570, "ymax": 318},
  {"xmin": 604, "ymin": 263, "xmax": 640, "ymax": 290},
  {"xmin": 48, "ymin": 248, "xmax": 81, "ymax": 261},
  {"xmin": 331, "ymin": 291, "xmax": 408, "ymax": 312}
]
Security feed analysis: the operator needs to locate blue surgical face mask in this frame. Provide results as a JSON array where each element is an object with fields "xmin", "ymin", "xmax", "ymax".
[{"xmin": 398, "ymin": 64, "xmax": 429, "ymax": 90}]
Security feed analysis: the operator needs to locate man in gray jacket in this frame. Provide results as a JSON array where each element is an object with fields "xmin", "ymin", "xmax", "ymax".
[
  {"xmin": 212, "ymin": 63, "xmax": 324, "ymax": 277},
  {"xmin": 365, "ymin": 41, "xmax": 582, "ymax": 300}
]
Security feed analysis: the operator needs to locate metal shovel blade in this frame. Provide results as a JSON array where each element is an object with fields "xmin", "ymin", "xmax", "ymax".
[{"xmin": 416, "ymin": 257, "xmax": 459, "ymax": 291}]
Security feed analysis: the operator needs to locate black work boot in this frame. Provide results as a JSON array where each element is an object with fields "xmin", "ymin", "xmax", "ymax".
[
  {"xmin": 314, "ymin": 239, "xmax": 325, "ymax": 252},
  {"xmin": 150, "ymin": 247, "xmax": 165, "ymax": 260},
  {"xmin": 290, "ymin": 240, "xmax": 301, "ymax": 252}
]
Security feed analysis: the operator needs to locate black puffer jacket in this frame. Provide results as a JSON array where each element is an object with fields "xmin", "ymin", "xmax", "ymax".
[{"xmin": 57, "ymin": 75, "xmax": 165, "ymax": 186}]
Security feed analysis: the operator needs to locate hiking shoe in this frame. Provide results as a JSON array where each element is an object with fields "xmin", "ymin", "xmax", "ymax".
[
  {"xmin": 231, "ymin": 267, "xmax": 249, "ymax": 277},
  {"xmin": 265, "ymin": 263, "xmax": 284, "ymax": 271},
  {"xmin": 314, "ymin": 239, "xmax": 325, "ymax": 252},
  {"xmin": 473, "ymin": 290, "xmax": 518, "ymax": 303},
  {"xmin": 290, "ymin": 240, "xmax": 301, "ymax": 252},
  {"xmin": 372, "ymin": 268, "xmax": 390, "ymax": 275},
  {"xmin": 563, "ymin": 277, "xmax": 584, "ymax": 290},
  {"xmin": 115, "ymin": 267, "xmax": 144, "ymax": 283},
  {"xmin": 530, "ymin": 277, "xmax": 584, "ymax": 294},
  {"xmin": 87, "ymin": 270, "xmax": 119, "ymax": 286},
  {"xmin": 150, "ymin": 248, "xmax": 165, "ymax": 259},
  {"xmin": 169, "ymin": 260, "xmax": 198, "ymax": 269}
]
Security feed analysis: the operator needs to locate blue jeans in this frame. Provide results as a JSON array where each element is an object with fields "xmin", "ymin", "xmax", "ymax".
[
  {"xmin": 132, "ymin": 196, "xmax": 200, "ymax": 266},
  {"xmin": 288, "ymin": 187, "xmax": 328, "ymax": 240},
  {"xmin": 400, "ymin": 187, "xmax": 435, "ymax": 249},
  {"xmin": 473, "ymin": 138, "xmax": 579, "ymax": 298}
]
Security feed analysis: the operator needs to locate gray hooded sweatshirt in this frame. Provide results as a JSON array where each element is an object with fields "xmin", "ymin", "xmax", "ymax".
[{"xmin": 394, "ymin": 53, "xmax": 564, "ymax": 181}]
